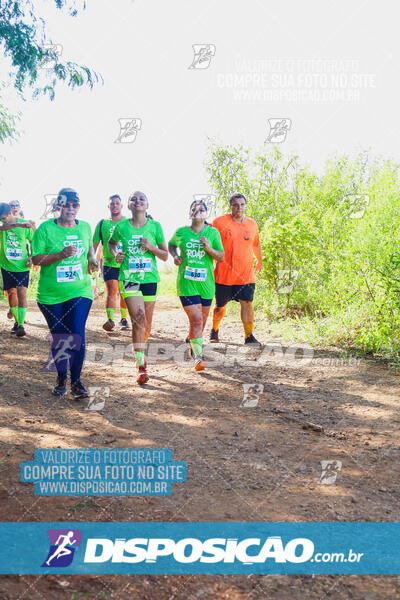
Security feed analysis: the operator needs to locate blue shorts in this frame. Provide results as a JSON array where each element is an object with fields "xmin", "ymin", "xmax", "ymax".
[
  {"xmin": 179, "ymin": 295, "xmax": 213, "ymax": 307},
  {"xmin": 103, "ymin": 265, "xmax": 120, "ymax": 281},
  {"xmin": 1, "ymin": 268, "xmax": 30, "ymax": 290}
]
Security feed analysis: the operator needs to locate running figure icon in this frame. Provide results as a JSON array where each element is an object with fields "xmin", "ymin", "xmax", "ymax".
[
  {"xmin": 42, "ymin": 333, "xmax": 81, "ymax": 373},
  {"xmin": 42, "ymin": 528, "xmax": 82, "ymax": 568},
  {"xmin": 45, "ymin": 531, "xmax": 77, "ymax": 565}
]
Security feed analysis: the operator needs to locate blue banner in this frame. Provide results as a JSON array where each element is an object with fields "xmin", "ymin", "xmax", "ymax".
[
  {"xmin": 20, "ymin": 449, "xmax": 186, "ymax": 496},
  {"xmin": 0, "ymin": 522, "xmax": 398, "ymax": 574}
]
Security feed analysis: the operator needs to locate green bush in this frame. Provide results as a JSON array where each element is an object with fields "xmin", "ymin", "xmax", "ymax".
[{"xmin": 205, "ymin": 144, "xmax": 400, "ymax": 357}]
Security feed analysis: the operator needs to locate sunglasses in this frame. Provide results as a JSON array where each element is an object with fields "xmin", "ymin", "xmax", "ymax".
[{"xmin": 61, "ymin": 201, "xmax": 80, "ymax": 208}]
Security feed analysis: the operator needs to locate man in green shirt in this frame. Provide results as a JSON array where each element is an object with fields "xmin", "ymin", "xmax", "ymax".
[
  {"xmin": 93, "ymin": 195, "xmax": 129, "ymax": 331},
  {"xmin": 0, "ymin": 202, "xmax": 33, "ymax": 336}
]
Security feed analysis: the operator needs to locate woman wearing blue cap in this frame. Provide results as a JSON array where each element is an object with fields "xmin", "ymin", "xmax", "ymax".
[{"xmin": 31, "ymin": 188, "xmax": 99, "ymax": 399}]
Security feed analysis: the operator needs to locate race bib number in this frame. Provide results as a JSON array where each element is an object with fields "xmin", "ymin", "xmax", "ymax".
[
  {"xmin": 184, "ymin": 266, "xmax": 207, "ymax": 282},
  {"xmin": 128, "ymin": 256, "xmax": 152, "ymax": 273},
  {"xmin": 6, "ymin": 248, "xmax": 23, "ymax": 260},
  {"xmin": 56, "ymin": 264, "xmax": 83, "ymax": 282}
]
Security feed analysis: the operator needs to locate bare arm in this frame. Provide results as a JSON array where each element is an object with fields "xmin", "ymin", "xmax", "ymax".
[
  {"xmin": 87, "ymin": 246, "xmax": 99, "ymax": 272},
  {"xmin": 108, "ymin": 238, "xmax": 125, "ymax": 263},
  {"xmin": 26, "ymin": 242, "xmax": 32, "ymax": 268},
  {"xmin": 207, "ymin": 247, "xmax": 224, "ymax": 262},
  {"xmin": 140, "ymin": 238, "xmax": 168, "ymax": 261},
  {"xmin": 0, "ymin": 222, "xmax": 32, "ymax": 232},
  {"xmin": 108, "ymin": 238, "xmax": 118, "ymax": 259},
  {"xmin": 168, "ymin": 243, "xmax": 182, "ymax": 266},
  {"xmin": 32, "ymin": 245, "xmax": 76, "ymax": 267},
  {"xmin": 199, "ymin": 236, "xmax": 225, "ymax": 262},
  {"xmin": 253, "ymin": 232, "xmax": 262, "ymax": 273}
]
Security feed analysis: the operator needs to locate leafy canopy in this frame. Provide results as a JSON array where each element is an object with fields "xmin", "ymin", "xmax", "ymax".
[{"xmin": 0, "ymin": 0, "xmax": 101, "ymax": 142}]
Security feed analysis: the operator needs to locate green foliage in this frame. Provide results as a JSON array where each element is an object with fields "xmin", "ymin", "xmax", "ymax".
[
  {"xmin": 0, "ymin": 98, "xmax": 19, "ymax": 143},
  {"xmin": 206, "ymin": 143, "xmax": 400, "ymax": 357},
  {"xmin": 158, "ymin": 265, "xmax": 177, "ymax": 297},
  {"xmin": 0, "ymin": 0, "xmax": 101, "ymax": 142},
  {"xmin": 60, "ymin": 497, "xmax": 97, "ymax": 513}
]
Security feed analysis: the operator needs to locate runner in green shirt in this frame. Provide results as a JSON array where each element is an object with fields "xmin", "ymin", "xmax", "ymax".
[
  {"xmin": 9, "ymin": 199, "xmax": 24, "ymax": 219},
  {"xmin": 31, "ymin": 188, "xmax": 99, "ymax": 399},
  {"xmin": 109, "ymin": 190, "xmax": 168, "ymax": 385},
  {"xmin": 168, "ymin": 199, "xmax": 224, "ymax": 372},
  {"xmin": 0, "ymin": 202, "xmax": 34, "ymax": 337},
  {"xmin": 93, "ymin": 194, "xmax": 129, "ymax": 331}
]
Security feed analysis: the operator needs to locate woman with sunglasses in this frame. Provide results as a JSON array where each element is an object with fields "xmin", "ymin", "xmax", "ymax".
[
  {"xmin": 168, "ymin": 200, "xmax": 224, "ymax": 371},
  {"xmin": 108, "ymin": 191, "xmax": 167, "ymax": 384},
  {"xmin": 31, "ymin": 188, "xmax": 98, "ymax": 398}
]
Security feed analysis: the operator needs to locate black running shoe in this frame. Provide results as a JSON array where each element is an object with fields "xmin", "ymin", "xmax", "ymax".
[
  {"xmin": 52, "ymin": 377, "xmax": 67, "ymax": 396},
  {"xmin": 120, "ymin": 318, "xmax": 129, "ymax": 330},
  {"xmin": 10, "ymin": 322, "xmax": 18, "ymax": 334},
  {"xmin": 16, "ymin": 325, "xmax": 26, "ymax": 337},
  {"xmin": 244, "ymin": 333, "xmax": 261, "ymax": 346},
  {"xmin": 71, "ymin": 381, "xmax": 89, "ymax": 400},
  {"xmin": 209, "ymin": 328, "xmax": 219, "ymax": 343},
  {"xmin": 185, "ymin": 336, "xmax": 195, "ymax": 359}
]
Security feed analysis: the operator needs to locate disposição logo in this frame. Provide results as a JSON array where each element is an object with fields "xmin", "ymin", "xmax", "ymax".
[{"xmin": 42, "ymin": 529, "xmax": 82, "ymax": 567}]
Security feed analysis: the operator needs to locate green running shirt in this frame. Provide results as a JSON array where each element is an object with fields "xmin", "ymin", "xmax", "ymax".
[
  {"xmin": 169, "ymin": 225, "xmax": 224, "ymax": 299},
  {"xmin": 0, "ymin": 219, "xmax": 34, "ymax": 272},
  {"xmin": 93, "ymin": 217, "xmax": 127, "ymax": 267},
  {"xmin": 31, "ymin": 219, "xmax": 93, "ymax": 304},
  {"xmin": 111, "ymin": 218, "xmax": 165, "ymax": 284}
]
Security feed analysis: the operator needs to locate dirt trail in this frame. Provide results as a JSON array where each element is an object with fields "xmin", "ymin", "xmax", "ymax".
[{"xmin": 0, "ymin": 297, "xmax": 399, "ymax": 599}]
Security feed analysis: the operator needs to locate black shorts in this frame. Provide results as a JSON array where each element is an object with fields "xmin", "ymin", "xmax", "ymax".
[
  {"xmin": 103, "ymin": 265, "xmax": 120, "ymax": 281},
  {"xmin": 215, "ymin": 283, "xmax": 255, "ymax": 307},
  {"xmin": 120, "ymin": 281, "xmax": 158, "ymax": 300},
  {"xmin": 180, "ymin": 295, "xmax": 213, "ymax": 308},
  {"xmin": 1, "ymin": 268, "xmax": 30, "ymax": 290}
]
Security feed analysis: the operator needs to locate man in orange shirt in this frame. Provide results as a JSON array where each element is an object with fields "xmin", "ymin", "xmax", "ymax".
[{"xmin": 210, "ymin": 192, "xmax": 262, "ymax": 345}]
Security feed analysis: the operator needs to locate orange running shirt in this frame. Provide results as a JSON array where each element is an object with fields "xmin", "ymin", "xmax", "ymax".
[{"xmin": 212, "ymin": 214, "xmax": 261, "ymax": 285}]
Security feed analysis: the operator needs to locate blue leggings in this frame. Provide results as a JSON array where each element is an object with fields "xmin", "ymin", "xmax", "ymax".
[{"xmin": 38, "ymin": 297, "xmax": 92, "ymax": 385}]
